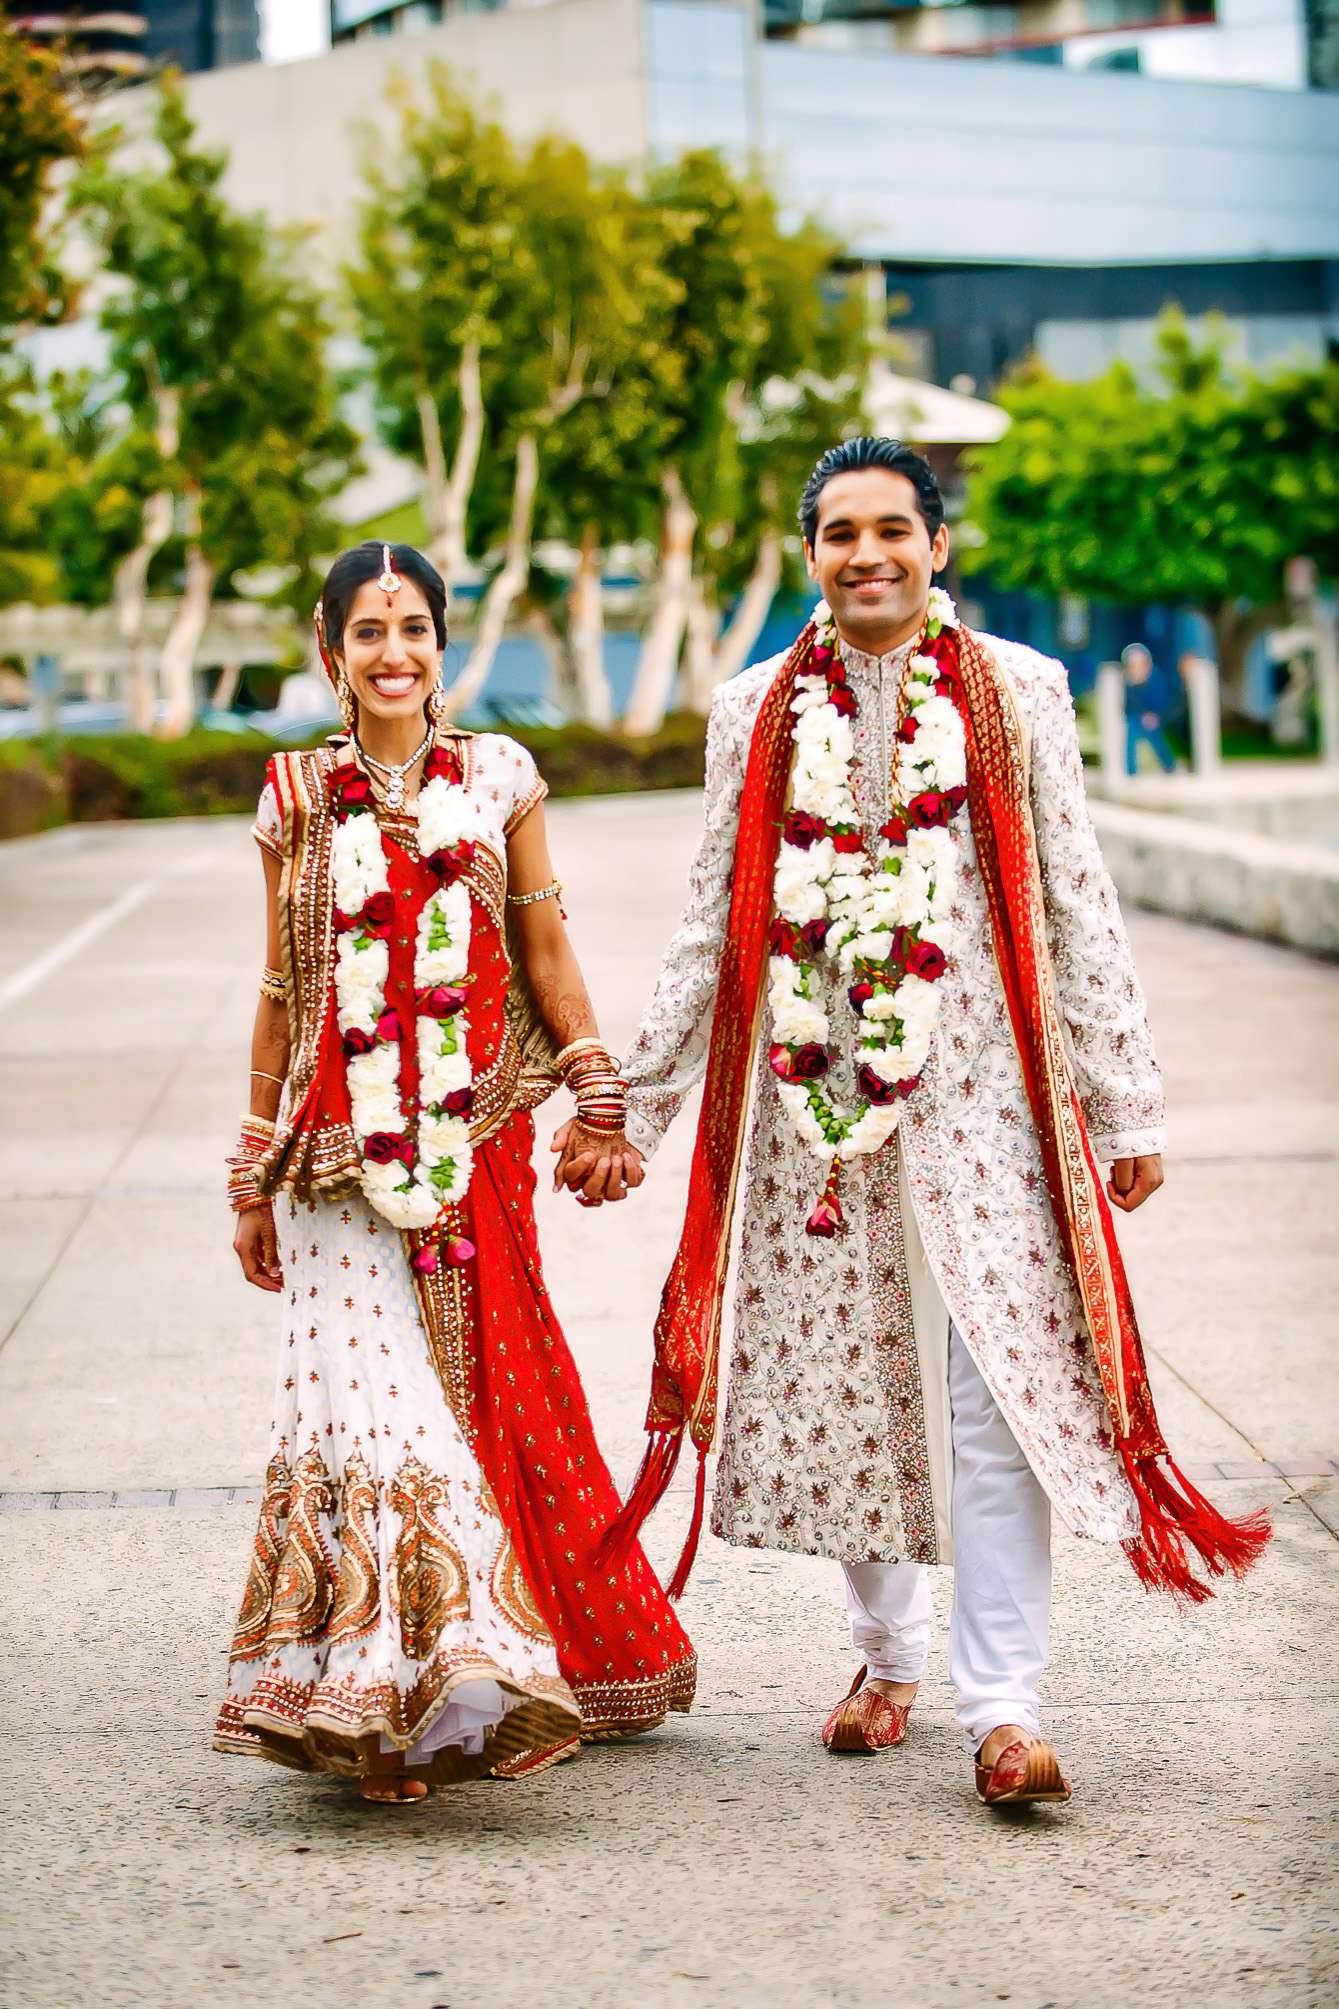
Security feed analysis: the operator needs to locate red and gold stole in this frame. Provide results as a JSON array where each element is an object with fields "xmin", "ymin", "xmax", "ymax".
[{"xmin": 601, "ymin": 621, "xmax": 1269, "ymax": 1603}]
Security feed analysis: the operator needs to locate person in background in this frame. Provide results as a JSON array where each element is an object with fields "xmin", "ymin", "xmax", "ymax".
[{"xmin": 1121, "ymin": 642, "xmax": 1179, "ymax": 775}]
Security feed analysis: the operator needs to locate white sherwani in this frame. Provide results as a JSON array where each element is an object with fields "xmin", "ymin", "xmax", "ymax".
[{"xmin": 623, "ymin": 633, "xmax": 1166, "ymax": 1566}]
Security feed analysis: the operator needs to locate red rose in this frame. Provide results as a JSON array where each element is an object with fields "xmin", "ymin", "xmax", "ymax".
[
  {"xmin": 831, "ymin": 827, "xmax": 864, "ymax": 855},
  {"xmin": 828, "ymin": 683, "xmax": 858, "ymax": 720},
  {"xmin": 945, "ymin": 783, "xmax": 968, "ymax": 812},
  {"xmin": 904, "ymin": 938, "xmax": 947, "ymax": 981},
  {"xmin": 334, "ymin": 907, "xmax": 357, "ymax": 935},
  {"xmin": 897, "ymin": 716, "xmax": 919, "ymax": 744},
  {"xmin": 799, "ymin": 919, "xmax": 829, "ymax": 958},
  {"xmin": 425, "ymin": 839, "xmax": 475, "ymax": 885},
  {"xmin": 343, "ymin": 1026, "xmax": 376, "ymax": 1057},
  {"xmin": 423, "ymin": 745, "xmax": 462, "ymax": 785},
  {"xmin": 364, "ymin": 1131, "xmax": 412, "ymax": 1166},
  {"xmin": 375, "ymin": 1006, "xmax": 402, "ymax": 1042},
  {"xmin": 361, "ymin": 889, "xmax": 396, "ymax": 937},
  {"xmin": 848, "ymin": 980, "xmax": 876, "ymax": 1012},
  {"xmin": 770, "ymin": 1041, "xmax": 829, "ymax": 1083},
  {"xmin": 783, "ymin": 809, "xmax": 826, "ymax": 850},
  {"xmin": 880, "ymin": 813, "xmax": 909, "ymax": 845},
  {"xmin": 856, "ymin": 1063, "xmax": 899, "ymax": 1106},
  {"xmin": 907, "ymin": 791, "xmax": 950, "ymax": 829},
  {"xmin": 768, "ymin": 917, "xmax": 803, "ymax": 961},
  {"xmin": 329, "ymin": 770, "xmax": 373, "ymax": 816},
  {"xmin": 418, "ymin": 982, "xmax": 469, "ymax": 1019},
  {"xmin": 810, "ymin": 641, "xmax": 834, "ymax": 670},
  {"xmin": 442, "ymin": 1087, "xmax": 474, "ymax": 1117},
  {"xmin": 805, "ymin": 1191, "xmax": 844, "ymax": 1238}
]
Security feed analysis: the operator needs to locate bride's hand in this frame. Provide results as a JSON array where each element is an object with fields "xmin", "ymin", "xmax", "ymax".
[
  {"xmin": 550, "ymin": 1120, "xmax": 645, "ymax": 1205},
  {"xmin": 233, "ymin": 1204, "xmax": 284, "ymax": 1291}
]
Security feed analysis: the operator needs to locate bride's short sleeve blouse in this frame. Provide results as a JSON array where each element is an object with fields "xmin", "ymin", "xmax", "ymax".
[{"xmin": 249, "ymin": 736, "xmax": 546, "ymax": 863}]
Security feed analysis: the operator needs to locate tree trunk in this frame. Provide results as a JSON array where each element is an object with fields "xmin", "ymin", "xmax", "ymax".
[
  {"xmin": 1209, "ymin": 601, "xmax": 1280, "ymax": 722},
  {"xmin": 705, "ymin": 525, "xmax": 783, "ymax": 700},
  {"xmin": 159, "ymin": 484, "xmax": 215, "ymax": 738},
  {"xmin": 682, "ymin": 572, "xmax": 722, "ymax": 714},
  {"xmin": 568, "ymin": 521, "xmax": 613, "ymax": 728},
  {"xmin": 419, "ymin": 338, "xmax": 484, "ymax": 599},
  {"xmin": 526, "ymin": 602, "xmax": 578, "ymax": 714},
  {"xmin": 443, "ymin": 431, "xmax": 539, "ymax": 718},
  {"xmin": 114, "ymin": 383, "xmax": 181, "ymax": 734},
  {"xmin": 622, "ymin": 468, "xmax": 696, "ymax": 736},
  {"xmin": 212, "ymin": 660, "xmax": 242, "ymax": 711}
]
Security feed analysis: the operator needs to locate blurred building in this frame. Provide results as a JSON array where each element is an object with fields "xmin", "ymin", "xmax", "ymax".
[
  {"xmin": 330, "ymin": 0, "xmax": 446, "ymax": 37},
  {"xmin": 13, "ymin": 2, "xmax": 259, "ymax": 81},
  {"xmin": 161, "ymin": 0, "xmax": 1336, "ymax": 400}
]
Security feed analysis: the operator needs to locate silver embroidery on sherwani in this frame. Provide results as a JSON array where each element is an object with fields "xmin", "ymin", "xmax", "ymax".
[{"xmin": 624, "ymin": 632, "xmax": 1166, "ymax": 1563}]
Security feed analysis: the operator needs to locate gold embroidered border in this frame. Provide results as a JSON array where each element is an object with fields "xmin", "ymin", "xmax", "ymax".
[
  {"xmin": 572, "ymin": 1653, "xmax": 698, "ymax": 1732},
  {"xmin": 867, "ymin": 1156, "xmax": 939, "ymax": 1564}
]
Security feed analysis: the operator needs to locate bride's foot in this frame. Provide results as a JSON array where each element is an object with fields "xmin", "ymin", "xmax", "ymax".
[{"xmin": 359, "ymin": 1759, "xmax": 429, "ymax": 1804}]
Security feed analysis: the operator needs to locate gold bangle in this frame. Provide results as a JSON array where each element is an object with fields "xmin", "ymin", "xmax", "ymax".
[
  {"xmin": 250, "ymin": 1069, "xmax": 287, "ymax": 1086},
  {"xmin": 507, "ymin": 879, "xmax": 563, "ymax": 908},
  {"xmin": 259, "ymin": 967, "xmax": 286, "ymax": 1003},
  {"xmin": 554, "ymin": 1036, "xmax": 608, "ymax": 1072}
]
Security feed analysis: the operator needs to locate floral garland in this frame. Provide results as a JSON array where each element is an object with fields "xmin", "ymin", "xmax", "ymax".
[
  {"xmin": 328, "ymin": 744, "xmax": 480, "ymax": 1262},
  {"xmin": 767, "ymin": 587, "xmax": 968, "ymax": 1235}
]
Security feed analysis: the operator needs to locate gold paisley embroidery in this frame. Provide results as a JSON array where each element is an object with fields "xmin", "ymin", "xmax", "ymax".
[
  {"xmin": 389, "ymin": 1456, "xmax": 469, "ymax": 1661},
  {"xmin": 266, "ymin": 1445, "xmax": 336, "ymax": 1648},
  {"xmin": 327, "ymin": 1450, "xmax": 380, "ymax": 1647},
  {"xmin": 230, "ymin": 1452, "xmax": 291, "ymax": 1661},
  {"xmin": 490, "ymin": 1533, "xmax": 550, "ymax": 1645}
]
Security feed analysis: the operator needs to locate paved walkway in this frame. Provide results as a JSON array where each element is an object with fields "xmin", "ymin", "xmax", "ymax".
[{"xmin": 1, "ymin": 800, "xmax": 1336, "ymax": 2009}]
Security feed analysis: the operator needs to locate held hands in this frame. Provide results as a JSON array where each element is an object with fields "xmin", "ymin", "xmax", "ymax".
[
  {"xmin": 1106, "ymin": 1154, "xmax": 1163, "ymax": 1213},
  {"xmin": 550, "ymin": 1118, "xmax": 645, "ymax": 1207},
  {"xmin": 234, "ymin": 1203, "xmax": 284, "ymax": 1291}
]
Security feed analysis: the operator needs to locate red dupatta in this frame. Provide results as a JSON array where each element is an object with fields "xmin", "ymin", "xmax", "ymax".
[{"xmin": 600, "ymin": 619, "xmax": 1270, "ymax": 1604}]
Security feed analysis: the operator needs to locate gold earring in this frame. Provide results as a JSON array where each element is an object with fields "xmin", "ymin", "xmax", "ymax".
[
  {"xmin": 336, "ymin": 674, "xmax": 356, "ymax": 730},
  {"xmin": 429, "ymin": 681, "xmax": 446, "ymax": 721}
]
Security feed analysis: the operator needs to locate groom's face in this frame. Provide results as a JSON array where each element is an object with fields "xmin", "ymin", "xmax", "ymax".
[{"xmin": 805, "ymin": 469, "xmax": 949, "ymax": 649}]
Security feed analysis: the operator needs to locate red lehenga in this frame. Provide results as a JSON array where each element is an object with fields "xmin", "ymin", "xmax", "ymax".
[{"xmin": 214, "ymin": 732, "xmax": 695, "ymax": 1783}]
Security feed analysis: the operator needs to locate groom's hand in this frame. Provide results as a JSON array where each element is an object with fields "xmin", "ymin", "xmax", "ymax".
[
  {"xmin": 550, "ymin": 1120, "xmax": 645, "ymax": 1206},
  {"xmin": 1107, "ymin": 1154, "xmax": 1163, "ymax": 1213}
]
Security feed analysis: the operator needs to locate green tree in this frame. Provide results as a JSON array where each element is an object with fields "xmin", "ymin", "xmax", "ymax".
[
  {"xmin": 0, "ymin": 21, "xmax": 83, "ymax": 332},
  {"xmin": 0, "ymin": 23, "xmax": 84, "ymax": 609},
  {"xmin": 960, "ymin": 315, "xmax": 1339, "ymax": 711},
  {"xmin": 75, "ymin": 80, "xmax": 358, "ymax": 732},
  {"xmin": 348, "ymin": 71, "xmax": 523, "ymax": 600},
  {"xmin": 620, "ymin": 156, "xmax": 867, "ymax": 732}
]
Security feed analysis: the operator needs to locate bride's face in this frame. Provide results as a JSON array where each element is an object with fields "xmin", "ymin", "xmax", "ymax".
[{"xmin": 335, "ymin": 577, "xmax": 440, "ymax": 724}]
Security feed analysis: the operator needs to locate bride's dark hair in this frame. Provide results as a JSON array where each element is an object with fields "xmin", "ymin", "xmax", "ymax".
[{"xmin": 319, "ymin": 542, "xmax": 448, "ymax": 655}]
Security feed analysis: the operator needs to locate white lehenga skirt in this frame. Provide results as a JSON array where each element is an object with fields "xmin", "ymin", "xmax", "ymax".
[{"xmin": 214, "ymin": 1192, "xmax": 581, "ymax": 1781}]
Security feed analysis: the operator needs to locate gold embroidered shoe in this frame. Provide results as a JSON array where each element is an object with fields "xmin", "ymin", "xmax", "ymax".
[
  {"xmin": 821, "ymin": 1666, "xmax": 914, "ymax": 1754},
  {"xmin": 973, "ymin": 1737, "xmax": 1071, "ymax": 1806}
]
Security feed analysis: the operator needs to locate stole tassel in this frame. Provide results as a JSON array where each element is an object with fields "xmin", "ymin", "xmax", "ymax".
[
  {"xmin": 666, "ymin": 1445, "xmax": 709, "ymax": 1602},
  {"xmin": 1120, "ymin": 1445, "xmax": 1271, "ymax": 1607},
  {"xmin": 593, "ymin": 1428, "xmax": 683, "ymax": 1576}
]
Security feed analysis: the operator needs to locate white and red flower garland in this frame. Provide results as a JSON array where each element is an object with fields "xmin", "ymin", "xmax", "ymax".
[
  {"xmin": 328, "ymin": 745, "xmax": 480, "ymax": 1262},
  {"xmin": 767, "ymin": 587, "xmax": 969, "ymax": 1235}
]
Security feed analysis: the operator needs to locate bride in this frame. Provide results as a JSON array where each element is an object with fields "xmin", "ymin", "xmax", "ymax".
[{"xmin": 215, "ymin": 541, "xmax": 694, "ymax": 1803}]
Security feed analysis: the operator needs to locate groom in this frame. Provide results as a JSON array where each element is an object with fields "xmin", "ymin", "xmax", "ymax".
[{"xmin": 556, "ymin": 437, "xmax": 1265, "ymax": 1806}]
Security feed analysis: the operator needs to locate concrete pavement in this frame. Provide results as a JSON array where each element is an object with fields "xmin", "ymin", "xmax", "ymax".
[{"xmin": 1, "ymin": 799, "xmax": 1336, "ymax": 2009}]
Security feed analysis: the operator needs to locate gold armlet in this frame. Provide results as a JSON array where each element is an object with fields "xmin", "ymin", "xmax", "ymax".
[
  {"xmin": 506, "ymin": 879, "xmax": 563, "ymax": 909},
  {"xmin": 259, "ymin": 966, "xmax": 287, "ymax": 1004}
]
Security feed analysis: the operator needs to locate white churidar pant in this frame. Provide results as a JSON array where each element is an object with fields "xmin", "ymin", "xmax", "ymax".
[{"xmin": 842, "ymin": 1324, "xmax": 1053, "ymax": 1752}]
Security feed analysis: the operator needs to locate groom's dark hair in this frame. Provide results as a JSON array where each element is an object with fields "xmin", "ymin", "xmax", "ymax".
[{"xmin": 799, "ymin": 436, "xmax": 944, "ymax": 548}]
